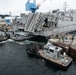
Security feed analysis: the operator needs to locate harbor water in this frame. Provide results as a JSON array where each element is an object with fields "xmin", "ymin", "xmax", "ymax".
[{"xmin": 0, "ymin": 40, "xmax": 76, "ymax": 75}]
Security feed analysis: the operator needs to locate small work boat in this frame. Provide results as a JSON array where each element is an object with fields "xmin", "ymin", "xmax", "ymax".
[
  {"xmin": 10, "ymin": 32, "xmax": 34, "ymax": 41},
  {"xmin": 38, "ymin": 42, "xmax": 73, "ymax": 70}
]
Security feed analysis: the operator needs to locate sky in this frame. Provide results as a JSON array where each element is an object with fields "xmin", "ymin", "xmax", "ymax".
[{"xmin": 0, "ymin": 0, "xmax": 76, "ymax": 16}]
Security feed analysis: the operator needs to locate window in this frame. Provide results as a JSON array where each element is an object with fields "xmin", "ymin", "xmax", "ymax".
[
  {"xmin": 61, "ymin": 12, "xmax": 65, "ymax": 16},
  {"xmin": 50, "ymin": 49, "xmax": 54, "ymax": 52},
  {"xmin": 65, "ymin": 19, "xmax": 69, "ymax": 21},
  {"xmin": 44, "ymin": 48, "xmax": 48, "ymax": 50},
  {"xmin": 71, "ymin": 17, "xmax": 73, "ymax": 21},
  {"xmin": 55, "ymin": 23, "xmax": 57, "ymax": 27}
]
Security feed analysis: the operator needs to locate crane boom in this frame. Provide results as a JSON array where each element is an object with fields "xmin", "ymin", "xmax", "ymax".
[{"xmin": 37, "ymin": 0, "xmax": 47, "ymax": 7}]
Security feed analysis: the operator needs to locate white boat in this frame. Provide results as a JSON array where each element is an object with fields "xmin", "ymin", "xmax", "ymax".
[
  {"xmin": 38, "ymin": 42, "xmax": 73, "ymax": 69},
  {"xmin": 10, "ymin": 31, "xmax": 34, "ymax": 41}
]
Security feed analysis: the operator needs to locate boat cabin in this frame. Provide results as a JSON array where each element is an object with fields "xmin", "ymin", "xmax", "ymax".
[{"xmin": 44, "ymin": 42, "xmax": 62, "ymax": 59}]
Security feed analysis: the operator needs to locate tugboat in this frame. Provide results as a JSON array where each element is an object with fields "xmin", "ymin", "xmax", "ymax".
[{"xmin": 38, "ymin": 42, "xmax": 73, "ymax": 70}]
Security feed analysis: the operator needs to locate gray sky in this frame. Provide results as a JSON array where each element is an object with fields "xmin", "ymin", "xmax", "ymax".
[{"xmin": 0, "ymin": 0, "xmax": 76, "ymax": 15}]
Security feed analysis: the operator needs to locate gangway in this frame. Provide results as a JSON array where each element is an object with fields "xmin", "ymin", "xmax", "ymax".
[
  {"xmin": 25, "ymin": 13, "xmax": 34, "ymax": 31},
  {"xmin": 26, "ymin": 13, "xmax": 40, "ymax": 32}
]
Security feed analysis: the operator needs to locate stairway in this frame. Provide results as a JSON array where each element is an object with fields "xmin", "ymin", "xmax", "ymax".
[
  {"xmin": 26, "ymin": 13, "xmax": 40, "ymax": 32},
  {"xmin": 25, "ymin": 13, "xmax": 34, "ymax": 31}
]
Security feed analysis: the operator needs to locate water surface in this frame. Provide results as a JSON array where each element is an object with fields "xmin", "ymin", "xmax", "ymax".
[{"xmin": 0, "ymin": 40, "xmax": 76, "ymax": 75}]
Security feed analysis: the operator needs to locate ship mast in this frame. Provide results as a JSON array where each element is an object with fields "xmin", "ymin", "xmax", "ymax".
[{"xmin": 63, "ymin": 2, "xmax": 68, "ymax": 12}]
